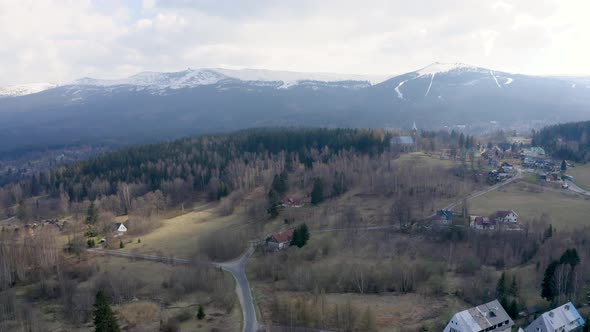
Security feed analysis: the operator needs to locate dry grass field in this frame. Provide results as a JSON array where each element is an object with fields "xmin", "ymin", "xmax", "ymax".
[
  {"xmin": 121, "ymin": 203, "xmax": 246, "ymax": 258},
  {"xmin": 569, "ymin": 164, "xmax": 590, "ymax": 191},
  {"xmin": 469, "ymin": 180, "xmax": 590, "ymax": 230}
]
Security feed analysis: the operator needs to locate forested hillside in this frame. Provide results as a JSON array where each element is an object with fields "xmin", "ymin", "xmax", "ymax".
[
  {"xmin": 532, "ymin": 121, "xmax": 590, "ymax": 162},
  {"xmin": 0, "ymin": 128, "xmax": 390, "ymax": 220}
]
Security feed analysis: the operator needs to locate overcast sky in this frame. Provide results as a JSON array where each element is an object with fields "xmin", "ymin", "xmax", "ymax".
[{"xmin": 1, "ymin": 0, "xmax": 590, "ymax": 85}]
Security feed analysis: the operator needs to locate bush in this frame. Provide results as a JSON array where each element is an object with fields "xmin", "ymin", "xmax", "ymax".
[
  {"xmin": 456, "ymin": 256, "xmax": 481, "ymax": 275},
  {"xmin": 87, "ymin": 239, "xmax": 95, "ymax": 248},
  {"xmin": 197, "ymin": 305, "xmax": 205, "ymax": 320}
]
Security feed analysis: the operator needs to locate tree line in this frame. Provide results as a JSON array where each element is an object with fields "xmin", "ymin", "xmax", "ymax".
[{"xmin": 532, "ymin": 120, "xmax": 590, "ymax": 162}]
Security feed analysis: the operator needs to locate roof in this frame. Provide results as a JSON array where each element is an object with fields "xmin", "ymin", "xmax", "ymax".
[
  {"xmin": 270, "ymin": 229, "xmax": 294, "ymax": 244},
  {"xmin": 391, "ymin": 136, "xmax": 415, "ymax": 145},
  {"xmin": 492, "ymin": 210, "xmax": 518, "ymax": 218},
  {"xmin": 437, "ymin": 210, "xmax": 454, "ymax": 218},
  {"xmin": 524, "ymin": 302, "xmax": 584, "ymax": 332},
  {"xmin": 450, "ymin": 300, "xmax": 514, "ymax": 332},
  {"xmin": 474, "ymin": 216, "xmax": 495, "ymax": 226},
  {"xmin": 283, "ymin": 197, "xmax": 303, "ymax": 205}
]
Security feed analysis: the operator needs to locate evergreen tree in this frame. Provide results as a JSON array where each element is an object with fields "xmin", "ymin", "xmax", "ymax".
[
  {"xmin": 86, "ymin": 201, "xmax": 98, "ymax": 225},
  {"xmin": 541, "ymin": 260, "xmax": 559, "ymax": 302},
  {"xmin": 509, "ymin": 275, "xmax": 518, "ymax": 298},
  {"xmin": 310, "ymin": 178, "xmax": 324, "ymax": 205},
  {"xmin": 507, "ymin": 299, "xmax": 519, "ymax": 319},
  {"xmin": 290, "ymin": 223, "xmax": 310, "ymax": 248},
  {"xmin": 496, "ymin": 272, "xmax": 506, "ymax": 299},
  {"xmin": 561, "ymin": 160, "xmax": 567, "ymax": 172},
  {"xmin": 197, "ymin": 305, "xmax": 205, "ymax": 320},
  {"xmin": 267, "ymin": 189, "xmax": 281, "ymax": 218},
  {"xmin": 94, "ymin": 290, "xmax": 120, "ymax": 332},
  {"xmin": 119, "ymin": 240, "xmax": 124, "ymax": 249},
  {"xmin": 332, "ymin": 172, "xmax": 347, "ymax": 196}
]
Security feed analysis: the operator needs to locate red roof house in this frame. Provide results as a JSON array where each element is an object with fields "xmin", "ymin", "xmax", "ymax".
[{"xmin": 267, "ymin": 229, "xmax": 294, "ymax": 250}]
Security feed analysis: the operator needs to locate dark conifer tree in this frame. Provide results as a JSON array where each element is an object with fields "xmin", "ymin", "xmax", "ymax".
[{"xmin": 94, "ymin": 290, "xmax": 120, "ymax": 332}]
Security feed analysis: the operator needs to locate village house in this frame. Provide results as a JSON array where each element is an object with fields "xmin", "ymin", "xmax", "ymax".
[
  {"xmin": 491, "ymin": 210, "xmax": 518, "ymax": 224},
  {"xmin": 282, "ymin": 197, "xmax": 304, "ymax": 208},
  {"xmin": 434, "ymin": 209, "xmax": 454, "ymax": 224},
  {"xmin": 444, "ymin": 299, "xmax": 513, "ymax": 332},
  {"xmin": 266, "ymin": 229, "xmax": 294, "ymax": 250},
  {"xmin": 114, "ymin": 222, "xmax": 127, "ymax": 236},
  {"xmin": 472, "ymin": 216, "xmax": 496, "ymax": 230},
  {"xmin": 524, "ymin": 302, "xmax": 584, "ymax": 332}
]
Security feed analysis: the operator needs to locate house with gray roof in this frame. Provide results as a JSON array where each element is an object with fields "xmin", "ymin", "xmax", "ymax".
[
  {"xmin": 524, "ymin": 302, "xmax": 584, "ymax": 332},
  {"xmin": 444, "ymin": 299, "xmax": 514, "ymax": 332}
]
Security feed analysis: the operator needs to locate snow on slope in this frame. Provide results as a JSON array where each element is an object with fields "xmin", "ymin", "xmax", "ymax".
[
  {"xmin": 490, "ymin": 71, "xmax": 502, "ymax": 88},
  {"xmin": 416, "ymin": 62, "xmax": 481, "ymax": 76},
  {"xmin": 73, "ymin": 69, "xmax": 228, "ymax": 89},
  {"xmin": 214, "ymin": 68, "xmax": 389, "ymax": 88},
  {"xmin": 72, "ymin": 68, "xmax": 392, "ymax": 90},
  {"xmin": 395, "ymin": 80, "xmax": 407, "ymax": 99},
  {"xmin": 0, "ymin": 83, "xmax": 59, "ymax": 97}
]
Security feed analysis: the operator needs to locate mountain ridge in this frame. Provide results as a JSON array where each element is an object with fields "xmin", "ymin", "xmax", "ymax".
[{"xmin": 1, "ymin": 62, "xmax": 590, "ymax": 156}]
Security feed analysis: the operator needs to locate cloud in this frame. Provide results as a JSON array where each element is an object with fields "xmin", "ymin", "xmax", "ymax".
[{"xmin": 0, "ymin": 0, "xmax": 589, "ymax": 85}]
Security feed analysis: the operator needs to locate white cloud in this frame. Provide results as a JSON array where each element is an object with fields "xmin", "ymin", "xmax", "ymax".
[{"xmin": 0, "ymin": 0, "xmax": 589, "ymax": 85}]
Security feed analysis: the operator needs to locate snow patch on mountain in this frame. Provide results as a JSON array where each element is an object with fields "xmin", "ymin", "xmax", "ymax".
[
  {"xmin": 416, "ymin": 62, "xmax": 480, "ymax": 77},
  {"xmin": 504, "ymin": 77, "xmax": 514, "ymax": 85},
  {"xmin": 490, "ymin": 71, "xmax": 502, "ymax": 88},
  {"xmin": 0, "ymin": 83, "xmax": 59, "ymax": 97},
  {"xmin": 425, "ymin": 73, "xmax": 435, "ymax": 96},
  {"xmin": 215, "ymin": 68, "xmax": 389, "ymax": 88},
  {"xmin": 71, "ymin": 68, "xmax": 391, "ymax": 90},
  {"xmin": 395, "ymin": 80, "xmax": 407, "ymax": 99},
  {"xmin": 73, "ymin": 69, "xmax": 228, "ymax": 89}
]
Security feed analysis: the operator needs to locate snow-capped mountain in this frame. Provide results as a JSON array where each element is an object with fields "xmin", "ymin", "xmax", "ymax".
[
  {"xmin": 383, "ymin": 62, "xmax": 516, "ymax": 100},
  {"xmin": 1, "ymin": 62, "xmax": 590, "ymax": 156},
  {"xmin": 71, "ymin": 68, "xmax": 391, "ymax": 91},
  {"xmin": 0, "ymin": 82, "xmax": 58, "ymax": 98}
]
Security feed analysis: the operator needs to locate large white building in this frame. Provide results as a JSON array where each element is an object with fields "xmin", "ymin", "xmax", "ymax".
[
  {"xmin": 524, "ymin": 302, "xmax": 584, "ymax": 332},
  {"xmin": 444, "ymin": 300, "xmax": 514, "ymax": 332}
]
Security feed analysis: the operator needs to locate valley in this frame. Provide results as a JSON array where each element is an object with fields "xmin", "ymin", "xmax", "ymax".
[{"xmin": 2, "ymin": 128, "xmax": 590, "ymax": 331}]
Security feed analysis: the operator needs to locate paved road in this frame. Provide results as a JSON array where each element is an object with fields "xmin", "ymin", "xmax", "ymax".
[
  {"xmin": 214, "ymin": 247, "xmax": 258, "ymax": 332},
  {"xmin": 565, "ymin": 179, "xmax": 590, "ymax": 196},
  {"xmin": 437, "ymin": 167, "xmax": 523, "ymax": 214}
]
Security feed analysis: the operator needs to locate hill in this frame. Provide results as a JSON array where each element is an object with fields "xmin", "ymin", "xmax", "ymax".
[{"xmin": 532, "ymin": 120, "xmax": 590, "ymax": 162}]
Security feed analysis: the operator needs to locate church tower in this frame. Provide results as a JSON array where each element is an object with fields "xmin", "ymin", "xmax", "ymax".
[{"xmin": 411, "ymin": 121, "xmax": 418, "ymax": 137}]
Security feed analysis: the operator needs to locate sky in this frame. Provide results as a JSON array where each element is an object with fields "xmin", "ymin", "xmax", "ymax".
[{"xmin": 1, "ymin": 0, "xmax": 590, "ymax": 85}]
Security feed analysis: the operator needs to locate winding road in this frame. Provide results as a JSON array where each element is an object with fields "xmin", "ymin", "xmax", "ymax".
[
  {"xmin": 565, "ymin": 179, "xmax": 590, "ymax": 197},
  {"xmin": 214, "ymin": 246, "xmax": 258, "ymax": 332}
]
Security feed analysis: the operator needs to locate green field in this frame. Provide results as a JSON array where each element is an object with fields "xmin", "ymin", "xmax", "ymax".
[
  {"xmin": 470, "ymin": 180, "xmax": 590, "ymax": 230},
  {"xmin": 569, "ymin": 164, "xmax": 590, "ymax": 191}
]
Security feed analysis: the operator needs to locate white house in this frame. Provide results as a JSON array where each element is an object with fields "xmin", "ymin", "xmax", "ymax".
[
  {"xmin": 524, "ymin": 302, "xmax": 584, "ymax": 332},
  {"xmin": 444, "ymin": 299, "xmax": 513, "ymax": 332},
  {"xmin": 114, "ymin": 223, "xmax": 127, "ymax": 236},
  {"xmin": 491, "ymin": 210, "xmax": 518, "ymax": 223}
]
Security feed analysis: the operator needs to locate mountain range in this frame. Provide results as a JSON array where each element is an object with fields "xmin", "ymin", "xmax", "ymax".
[{"xmin": 1, "ymin": 63, "xmax": 589, "ymax": 155}]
